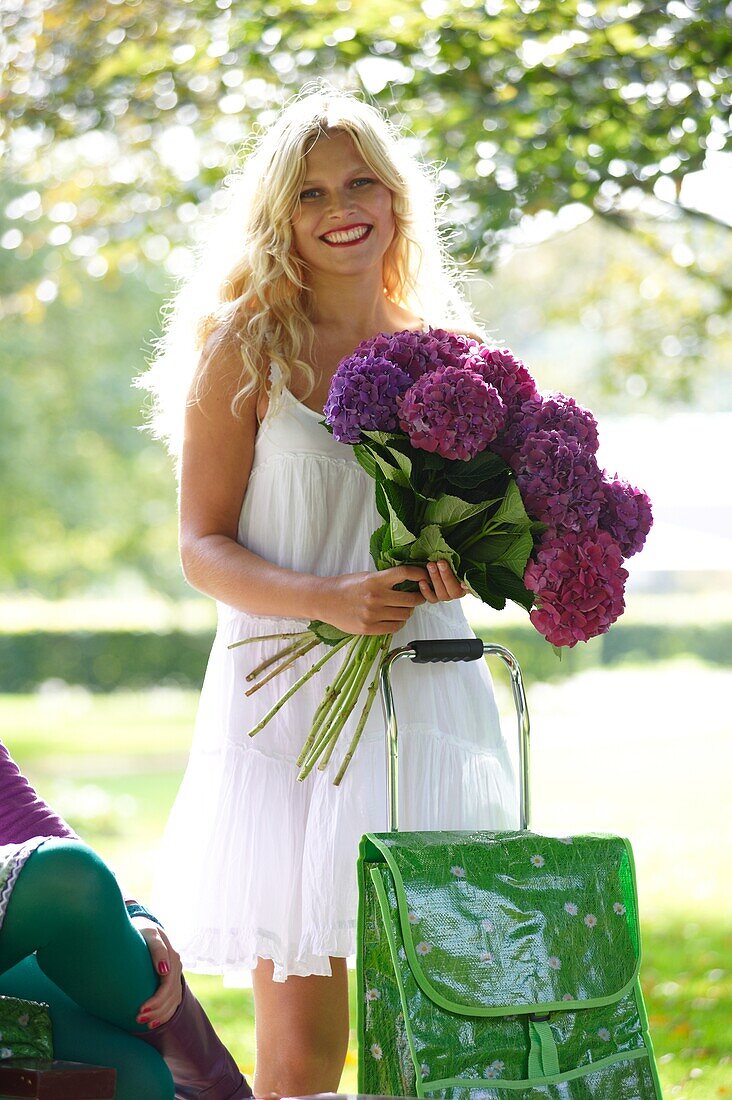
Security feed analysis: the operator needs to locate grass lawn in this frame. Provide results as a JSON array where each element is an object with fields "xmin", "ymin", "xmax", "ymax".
[{"xmin": 2, "ymin": 658, "xmax": 730, "ymax": 1096}]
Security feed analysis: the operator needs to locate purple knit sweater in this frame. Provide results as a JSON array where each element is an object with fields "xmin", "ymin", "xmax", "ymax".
[{"xmin": 0, "ymin": 740, "xmax": 78, "ymax": 844}]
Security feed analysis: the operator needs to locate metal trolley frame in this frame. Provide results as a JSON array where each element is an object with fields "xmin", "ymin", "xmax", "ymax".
[{"xmin": 378, "ymin": 638, "xmax": 531, "ymax": 833}]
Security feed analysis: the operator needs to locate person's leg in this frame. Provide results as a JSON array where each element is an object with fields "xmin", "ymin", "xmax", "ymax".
[
  {"xmin": 0, "ymin": 955, "xmax": 174, "ymax": 1100},
  {"xmin": 0, "ymin": 838, "xmax": 156, "ymax": 1032},
  {"xmin": 251, "ymin": 957, "xmax": 350, "ymax": 1097}
]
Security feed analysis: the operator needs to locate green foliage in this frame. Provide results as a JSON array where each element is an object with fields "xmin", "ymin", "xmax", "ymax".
[
  {"xmin": 1, "ymin": 617, "xmax": 730, "ymax": 693},
  {"xmin": 1, "ymin": 0, "xmax": 729, "ymax": 290}
]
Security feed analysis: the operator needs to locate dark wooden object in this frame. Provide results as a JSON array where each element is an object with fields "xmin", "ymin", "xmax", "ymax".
[{"xmin": 0, "ymin": 1059, "xmax": 116, "ymax": 1099}]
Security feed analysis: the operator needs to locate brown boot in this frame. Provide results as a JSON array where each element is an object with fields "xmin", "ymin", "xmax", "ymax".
[{"xmin": 138, "ymin": 978, "xmax": 252, "ymax": 1099}]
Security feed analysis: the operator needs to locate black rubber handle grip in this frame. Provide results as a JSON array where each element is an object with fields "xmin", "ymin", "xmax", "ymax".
[{"xmin": 408, "ymin": 639, "xmax": 485, "ymax": 663}]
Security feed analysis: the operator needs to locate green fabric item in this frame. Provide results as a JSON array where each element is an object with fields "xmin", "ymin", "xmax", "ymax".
[
  {"xmin": 0, "ymin": 993, "xmax": 53, "ymax": 1060},
  {"xmin": 0, "ymin": 839, "xmax": 157, "ymax": 1033},
  {"xmin": 0, "ymin": 956, "xmax": 174, "ymax": 1100},
  {"xmin": 357, "ymin": 830, "xmax": 663, "ymax": 1098}
]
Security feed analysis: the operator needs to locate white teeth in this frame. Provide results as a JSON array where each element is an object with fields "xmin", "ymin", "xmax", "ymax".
[{"xmin": 323, "ymin": 226, "xmax": 370, "ymax": 244}]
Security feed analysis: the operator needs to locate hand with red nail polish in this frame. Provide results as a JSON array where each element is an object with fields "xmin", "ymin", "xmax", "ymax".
[{"xmin": 130, "ymin": 915, "xmax": 183, "ymax": 1026}]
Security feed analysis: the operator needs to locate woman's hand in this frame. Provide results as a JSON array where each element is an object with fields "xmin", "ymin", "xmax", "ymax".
[
  {"xmin": 322, "ymin": 561, "xmax": 467, "ymax": 635},
  {"xmin": 132, "ymin": 917, "xmax": 183, "ymax": 1028},
  {"xmin": 419, "ymin": 560, "xmax": 469, "ymax": 604}
]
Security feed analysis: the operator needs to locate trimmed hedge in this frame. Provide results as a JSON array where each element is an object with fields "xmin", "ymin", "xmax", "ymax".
[{"xmin": 0, "ymin": 620, "xmax": 729, "ymax": 693}]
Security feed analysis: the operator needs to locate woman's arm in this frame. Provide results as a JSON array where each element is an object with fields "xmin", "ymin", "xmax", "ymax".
[
  {"xmin": 178, "ymin": 336, "xmax": 441, "ymax": 634},
  {"xmin": 0, "ymin": 740, "xmax": 78, "ymax": 844}
]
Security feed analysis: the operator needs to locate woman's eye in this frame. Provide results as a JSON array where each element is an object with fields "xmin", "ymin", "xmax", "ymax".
[{"xmin": 299, "ymin": 178, "xmax": 374, "ymax": 200}]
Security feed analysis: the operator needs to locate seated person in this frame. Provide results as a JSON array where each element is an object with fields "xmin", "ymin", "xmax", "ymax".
[{"xmin": 0, "ymin": 739, "xmax": 251, "ymax": 1100}]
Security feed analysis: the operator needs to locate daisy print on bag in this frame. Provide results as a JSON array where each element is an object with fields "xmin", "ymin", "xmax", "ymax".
[
  {"xmin": 450, "ymin": 865, "xmax": 466, "ymax": 878},
  {"xmin": 584, "ymin": 913, "xmax": 598, "ymax": 929},
  {"xmin": 530, "ymin": 853, "xmax": 545, "ymax": 868},
  {"xmin": 365, "ymin": 988, "xmax": 381, "ymax": 1002},
  {"xmin": 415, "ymin": 941, "xmax": 433, "ymax": 956},
  {"xmin": 370, "ymin": 1042, "xmax": 383, "ymax": 1060},
  {"xmin": 564, "ymin": 902, "xmax": 578, "ymax": 916},
  {"xmin": 613, "ymin": 902, "xmax": 626, "ymax": 915}
]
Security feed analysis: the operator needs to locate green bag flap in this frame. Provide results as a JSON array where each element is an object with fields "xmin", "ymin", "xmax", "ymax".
[
  {"xmin": 360, "ymin": 830, "xmax": 641, "ymax": 1017},
  {"xmin": 0, "ymin": 994, "xmax": 53, "ymax": 1059}
]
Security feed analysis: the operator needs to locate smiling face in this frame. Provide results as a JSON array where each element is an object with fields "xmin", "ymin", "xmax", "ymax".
[{"xmin": 290, "ymin": 128, "xmax": 395, "ymax": 280}]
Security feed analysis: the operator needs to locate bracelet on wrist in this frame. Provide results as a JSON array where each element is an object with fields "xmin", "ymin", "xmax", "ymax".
[{"xmin": 125, "ymin": 901, "xmax": 164, "ymax": 928}]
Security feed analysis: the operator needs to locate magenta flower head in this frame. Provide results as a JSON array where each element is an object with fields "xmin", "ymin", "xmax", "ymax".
[
  {"xmin": 599, "ymin": 477, "xmax": 653, "ymax": 558},
  {"xmin": 324, "ymin": 354, "xmax": 413, "ymax": 443},
  {"xmin": 515, "ymin": 429, "xmax": 605, "ymax": 532},
  {"xmin": 532, "ymin": 392, "xmax": 600, "ymax": 454},
  {"xmin": 352, "ymin": 327, "xmax": 477, "ymax": 382},
  {"xmin": 524, "ymin": 529, "xmax": 628, "ymax": 647},
  {"xmin": 398, "ymin": 365, "xmax": 506, "ymax": 461},
  {"xmin": 467, "ymin": 345, "xmax": 538, "ymax": 414}
]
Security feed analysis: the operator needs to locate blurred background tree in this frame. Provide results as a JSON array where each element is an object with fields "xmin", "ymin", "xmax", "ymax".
[
  {"xmin": 2, "ymin": 7, "xmax": 730, "ymax": 1091},
  {"xmin": 0, "ymin": 0, "xmax": 730, "ymax": 595}
]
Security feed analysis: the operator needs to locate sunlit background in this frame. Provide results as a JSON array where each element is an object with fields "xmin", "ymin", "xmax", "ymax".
[{"xmin": 1, "ymin": 1, "xmax": 730, "ymax": 1095}]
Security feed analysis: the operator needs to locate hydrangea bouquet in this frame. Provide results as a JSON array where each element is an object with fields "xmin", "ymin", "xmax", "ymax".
[{"xmin": 232, "ymin": 329, "xmax": 652, "ymax": 783}]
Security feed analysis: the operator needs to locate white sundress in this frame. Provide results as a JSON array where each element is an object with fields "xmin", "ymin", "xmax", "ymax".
[{"xmin": 152, "ymin": 366, "xmax": 518, "ymax": 983}]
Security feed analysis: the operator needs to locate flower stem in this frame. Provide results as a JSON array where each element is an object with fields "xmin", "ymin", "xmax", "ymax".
[
  {"xmin": 295, "ymin": 634, "xmax": 359, "ymax": 767},
  {"xmin": 244, "ymin": 637, "xmax": 320, "ymax": 697},
  {"xmin": 316, "ymin": 636, "xmax": 379, "ymax": 772},
  {"xmin": 228, "ymin": 630, "xmax": 308, "ymax": 650},
  {"xmin": 247, "ymin": 635, "xmax": 351, "ymax": 738},
  {"xmin": 297, "ymin": 638, "xmax": 368, "ymax": 777},
  {"xmin": 333, "ymin": 634, "xmax": 391, "ymax": 786},
  {"xmin": 246, "ymin": 636, "xmax": 313, "ymax": 682}
]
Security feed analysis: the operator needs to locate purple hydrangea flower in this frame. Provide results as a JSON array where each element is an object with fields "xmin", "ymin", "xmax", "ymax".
[
  {"xmin": 324, "ymin": 354, "xmax": 413, "ymax": 443},
  {"xmin": 524, "ymin": 529, "xmax": 628, "ymax": 647},
  {"xmin": 515, "ymin": 429, "xmax": 605, "ymax": 532},
  {"xmin": 352, "ymin": 327, "xmax": 477, "ymax": 382},
  {"xmin": 599, "ymin": 477, "xmax": 653, "ymax": 558},
  {"xmin": 467, "ymin": 345, "xmax": 538, "ymax": 414},
  {"xmin": 397, "ymin": 365, "xmax": 506, "ymax": 461},
  {"xmin": 531, "ymin": 392, "xmax": 600, "ymax": 453}
]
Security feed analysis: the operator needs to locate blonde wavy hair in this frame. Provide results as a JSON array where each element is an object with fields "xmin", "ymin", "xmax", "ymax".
[{"xmin": 138, "ymin": 79, "xmax": 486, "ymax": 456}]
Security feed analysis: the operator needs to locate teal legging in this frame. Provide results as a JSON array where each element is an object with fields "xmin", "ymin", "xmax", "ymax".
[{"xmin": 0, "ymin": 838, "xmax": 174, "ymax": 1099}]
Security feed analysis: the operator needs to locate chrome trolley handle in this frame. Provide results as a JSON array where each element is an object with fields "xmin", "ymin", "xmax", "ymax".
[{"xmin": 378, "ymin": 638, "xmax": 531, "ymax": 833}]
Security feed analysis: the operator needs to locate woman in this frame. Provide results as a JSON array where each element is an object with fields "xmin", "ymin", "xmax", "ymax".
[
  {"xmin": 0, "ymin": 739, "xmax": 251, "ymax": 1099},
  {"xmin": 142, "ymin": 83, "xmax": 517, "ymax": 1096}
]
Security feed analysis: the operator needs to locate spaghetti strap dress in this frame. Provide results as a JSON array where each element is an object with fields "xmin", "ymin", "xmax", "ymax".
[{"xmin": 152, "ymin": 364, "xmax": 519, "ymax": 982}]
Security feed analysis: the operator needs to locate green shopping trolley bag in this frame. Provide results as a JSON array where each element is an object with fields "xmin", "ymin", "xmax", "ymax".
[{"xmin": 356, "ymin": 638, "xmax": 663, "ymax": 1099}]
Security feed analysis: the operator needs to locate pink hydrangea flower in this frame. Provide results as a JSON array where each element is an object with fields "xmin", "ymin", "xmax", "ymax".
[
  {"xmin": 352, "ymin": 327, "xmax": 476, "ymax": 382},
  {"xmin": 524, "ymin": 529, "xmax": 628, "ymax": 647},
  {"xmin": 467, "ymin": 345, "xmax": 538, "ymax": 414},
  {"xmin": 515, "ymin": 429, "xmax": 605, "ymax": 532},
  {"xmin": 599, "ymin": 477, "xmax": 653, "ymax": 558},
  {"xmin": 398, "ymin": 365, "xmax": 506, "ymax": 461}
]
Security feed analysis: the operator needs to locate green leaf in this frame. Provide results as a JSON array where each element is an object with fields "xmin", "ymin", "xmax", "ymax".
[
  {"xmin": 464, "ymin": 565, "xmax": 506, "ymax": 610},
  {"xmin": 371, "ymin": 448, "xmax": 411, "ymax": 487},
  {"xmin": 308, "ymin": 621, "xmax": 351, "ymax": 646},
  {"xmin": 374, "ymin": 478, "xmax": 390, "ymax": 523},
  {"xmin": 407, "ymin": 525, "xmax": 460, "ymax": 571},
  {"xmin": 444, "ymin": 449, "xmax": 508, "ymax": 489},
  {"xmin": 353, "ymin": 444, "xmax": 378, "ymax": 479},
  {"xmin": 491, "ymin": 526, "xmax": 534, "ymax": 578},
  {"xmin": 369, "ymin": 522, "xmax": 389, "ymax": 568},
  {"xmin": 381, "ymin": 478, "xmax": 414, "ymax": 526},
  {"xmin": 486, "ymin": 564, "xmax": 535, "ymax": 611},
  {"xmin": 361, "ymin": 430, "xmax": 402, "ymax": 448},
  {"xmin": 423, "ymin": 493, "xmax": 495, "ymax": 527},
  {"xmin": 488, "ymin": 480, "xmax": 531, "ymax": 527}
]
